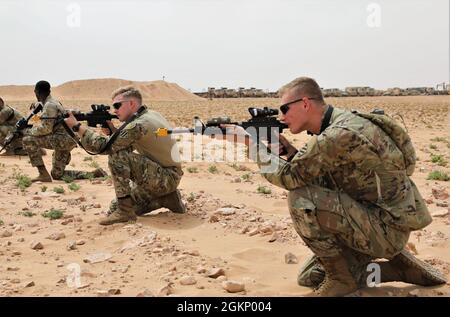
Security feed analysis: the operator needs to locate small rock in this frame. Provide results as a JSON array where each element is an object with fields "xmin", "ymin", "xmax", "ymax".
[
  {"xmin": 157, "ymin": 283, "xmax": 174, "ymax": 296},
  {"xmin": 248, "ymin": 228, "xmax": 259, "ymax": 236},
  {"xmin": 91, "ymin": 180, "xmax": 102, "ymax": 185},
  {"xmin": 67, "ymin": 241, "xmax": 77, "ymax": 251},
  {"xmin": 208, "ymin": 268, "xmax": 225, "ymax": 278},
  {"xmin": 436, "ymin": 201, "xmax": 449, "ymax": 208},
  {"xmin": 179, "ymin": 276, "xmax": 197, "ymax": 285},
  {"xmin": 430, "ymin": 208, "xmax": 449, "ymax": 217},
  {"xmin": 432, "ymin": 186, "xmax": 449, "ymax": 200},
  {"xmin": 108, "ymin": 288, "xmax": 121, "ymax": 295},
  {"xmin": 136, "ymin": 289, "xmax": 155, "ymax": 297},
  {"xmin": 268, "ymin": 232, "xmax": 279, "ymax": 243},
  {"xmin": 17, "ymin": 238, "xmax": 25, "ymax": 242},
  {"xmin": 93, "ymin": 203, "xmax": 101, "ymax": 208},
  {"xmin": 208, "ymin": 215, "xmax": 219, "ymax": 223},
  {"xmin": 7, "ymin": 267, "xmax": 20, "ymax": 271},
  {"xmin": 32, "ymin": 195, "xmax": 42, "ymax": 201},
  {"xmin": 285, "ymin": 252, "xmax": 298, "ymax": 264},
  {"xmin": 46, "ymin": 232, "xmax": 66, "ymax": 241},
  {"xmin": 196, "ymin": 266, "xmax": 207, "ymax": 274},
  {"xmin": 216, "ymin": 207, "xmax": 237, "ymax": 216},
  {"xmin": 222, "ymin": 280, "xmax": 245, "ymax": 293},
  {"xmin": 83, "ymin": 252, "xmax": 112, "ymax": 264},
  {"xmin": 1, "ymin": 230, "xmax": 12, "ymax": 238},
  {"xmin": 240, "ymin": 226, "xmax": 250, "ymax": 234},
  {"xmin": 24, "ymin": 281, "xmax": 35, "ymax": 288},
  {"xmin": 11, "ymin": 278, "xmax": 21, "ymax": 284},
  {"xmin": 30, "ymin": 241, "xmax": 43, "ymax": 250},
  {"xmin": 96, "ymin": 290, "xmax": 110, "ymax": 297},
  {"xmin": 408, "ymin": 289, "xmax": 420, "ymax": 297},
  {"xmin": 76, "ymin": 239, "xmax": 86, "ymax": 245},
  {"xmin": 216, "ymin": 276, "xmax": 227, "ymax": 282}
]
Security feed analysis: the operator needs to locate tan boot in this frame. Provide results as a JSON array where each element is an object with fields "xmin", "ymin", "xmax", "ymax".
[
  {"xmin": 310, "ymin": 255, "xmax": 358, "ymax": 297},
  {"xmin": 31, "ymin": 165, "xmax": 52, "ymax": 182},
  {"xmin": 379, "ymin": 249, "xmax": 447, "ymax": 286},
  {"xmin": 99, "ymin": 196, "xmax": 137, "ymax": 226}
]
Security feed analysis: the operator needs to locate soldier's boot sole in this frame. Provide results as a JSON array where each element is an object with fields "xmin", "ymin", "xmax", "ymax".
[
  {"xmin": 99, "ymin": 213, "xmax": 137, "ymax": 226},
  {"xmin": 31, "ymin": 176, "xmax": 52, "ymax": 183},
  {"xmin": 381, "ymin": 249, "xmax": 448, "ymax": 286}
]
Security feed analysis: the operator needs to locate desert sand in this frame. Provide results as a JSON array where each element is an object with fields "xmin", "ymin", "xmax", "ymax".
[{"xmin": 0, "ymin": 94, "xmax": 449, "ymax": 297}]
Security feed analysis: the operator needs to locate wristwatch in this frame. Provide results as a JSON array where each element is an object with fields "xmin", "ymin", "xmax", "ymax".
[{"xmin": 72, "ymin": 122, "xmax": 81, "ymax": 132}]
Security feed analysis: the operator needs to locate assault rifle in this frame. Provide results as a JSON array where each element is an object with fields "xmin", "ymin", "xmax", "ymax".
[
  {"xmin": 155, "ymin": 107, "xmax": 288, "ymax": 145},
  {"xmin": 41, "ymin": 104, "xmax": 118, "ymax": 133},
  {"xmin": 0, "ymin": 103, "xmax": 43, "ymax": 153}
]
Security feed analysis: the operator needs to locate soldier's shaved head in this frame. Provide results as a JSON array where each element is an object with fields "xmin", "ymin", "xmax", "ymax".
[{"xmin": 34, "ymin": 80, "xmax": 51, "ymax": 94}]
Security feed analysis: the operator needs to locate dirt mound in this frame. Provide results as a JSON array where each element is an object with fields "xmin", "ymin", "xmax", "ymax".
[
  {"xmin": 0, "ymin": 85, "xmax": 35, "ymax": 100},
  {"xmin": 0, "ymin": 79, "xmax": 203, "ymax": 101}
]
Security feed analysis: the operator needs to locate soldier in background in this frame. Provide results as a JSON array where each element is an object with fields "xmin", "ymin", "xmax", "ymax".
[
  {"xmin": 224, "ymin": 76, "xmax": 447, "ymax": 296},
  {"xmin": 0, "ymin": 97, "xmax": 27, "ymax": 155},
  {"xmin": 64, "ymin": 86, "xmax": 185, "ymax": 226},
  {"xmin": 22, "ymin": 80, "xmax": 106, "ymax": 182}
]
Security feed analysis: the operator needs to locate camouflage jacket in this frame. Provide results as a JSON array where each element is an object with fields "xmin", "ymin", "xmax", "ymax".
[
  {"xmin": 81, "ymin": 106, "xmax": 181, "ymax": 168},
  {"xmin": 0, "ymin": 105, "xmax": 23, "ymax": 126},
  {"xmin": 28, "ymin": 95, "xmax": 67, "ymax": 136},
  {"xmin": 255, "ymin": 107, "xmax": 431, "ymax": 231}
]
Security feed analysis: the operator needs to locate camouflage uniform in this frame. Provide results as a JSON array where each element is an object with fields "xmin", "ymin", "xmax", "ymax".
[
  {"xmin": 81, "ymin": 106, "xmax": 183, "ymax": 212},
  {"xmin": 22, "ymin": 95, "xmax": 91, "ymax": 179},
  {"xmin": 0, "ymin": 104, "xmax": 24, "ymax": 153},
  {"xmin": 253, "ymin": 107, "xmax": 431, "ymax": 282}
]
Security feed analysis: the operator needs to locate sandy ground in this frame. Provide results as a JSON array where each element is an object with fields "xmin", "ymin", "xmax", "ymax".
[{"xmin": 0, "ymin": 96, "xmax": 449, "ymax": 297}]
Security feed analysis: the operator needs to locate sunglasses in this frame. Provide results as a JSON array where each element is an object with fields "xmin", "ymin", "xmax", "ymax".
[
  {"xmin": 112, "ymin": 100, "xmax": 130, "ymax": 110},
  {"xmin": 279, "ymin": 97, "xmax": 317, "ymax": 115}
]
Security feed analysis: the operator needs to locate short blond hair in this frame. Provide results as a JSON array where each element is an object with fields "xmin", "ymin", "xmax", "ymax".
[
  {"xmin": 279, "ymin": 77, "xmax": 324, "ymax": 102},
  {"xmin": 112, "ymin": 86, "xmax": 143, "ymax": 104}
]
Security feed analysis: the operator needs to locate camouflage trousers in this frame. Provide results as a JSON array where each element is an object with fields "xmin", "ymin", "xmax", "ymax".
[
  {"xmin": 108, "ymin": 149, "xmax": 183, "ymax": 205},
  {"xmin": 288, "ymin": 184, "xmax": 410, "ymax": 260},
  {"xmin": 22, "ymin": 133, "xmax": 91, "ymax": 180},
  {"xmin": 0, "ymin": 125, "xmax": 23, "ymax": 152}
]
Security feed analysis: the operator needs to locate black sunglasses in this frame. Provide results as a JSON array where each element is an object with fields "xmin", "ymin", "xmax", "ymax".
[
  {"xmin": 112, "ymin": 100, "xmax": 129, "ymax": 110},
  {"xmin": 279, "ymin": 97, "xmax": 317, "ymax": 115}
]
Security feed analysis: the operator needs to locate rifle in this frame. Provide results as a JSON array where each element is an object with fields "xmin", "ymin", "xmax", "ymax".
[
  {"xmin": 0, "ymin": 103, "xmax": 43, "ymax": 153},
  {"xmin": 155, "ymin": 106, "xmax": 288, "ymax": 146},
  {"xmin": 41, "ymin": 104, "xmax": 118, "ymax": 134}
]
